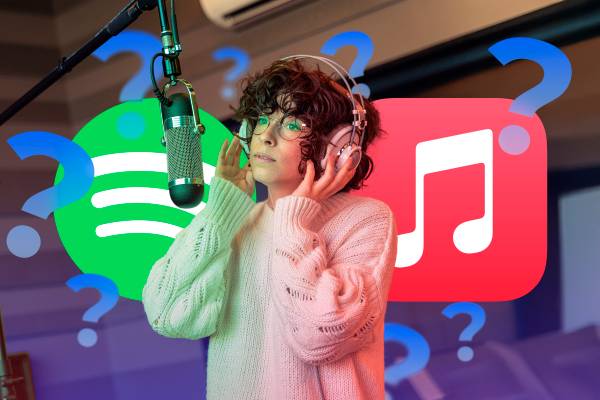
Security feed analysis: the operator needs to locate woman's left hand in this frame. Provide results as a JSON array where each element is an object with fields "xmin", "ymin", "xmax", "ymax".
[{"xmin": 290, "ymin": 152, "xmax": 357, "ymax": 203}]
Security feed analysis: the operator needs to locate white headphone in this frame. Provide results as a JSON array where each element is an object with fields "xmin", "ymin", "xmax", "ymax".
[{"xmin": 236, "ymin": 54, "xmax": 368, "ymax": 173}]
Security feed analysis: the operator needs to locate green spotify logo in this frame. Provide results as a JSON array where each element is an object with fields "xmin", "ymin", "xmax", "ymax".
[{"xmin": 54, "ymin": 98, "xmax": 253, "ymax": 300}]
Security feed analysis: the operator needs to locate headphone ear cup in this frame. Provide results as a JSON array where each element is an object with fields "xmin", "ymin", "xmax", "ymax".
[
  {"xmin": 239, "ymin": 119, "xmax": 251, "ymax": 156},
  {"xmin": 321, "ymin": 124, "xmax": 362, "ymax": 172},
  {"xmin": 337, "ymin": 145, "xmax": 362, "ymax": 172},
  {"xmin": 321, "ymin": 125, "xmax": 351, "ymax": 171}
]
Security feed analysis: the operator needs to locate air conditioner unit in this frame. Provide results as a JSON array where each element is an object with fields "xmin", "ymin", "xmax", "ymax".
[{"xmin": 199, "ymin": 0, "xmax": 306, "ymax": 30}]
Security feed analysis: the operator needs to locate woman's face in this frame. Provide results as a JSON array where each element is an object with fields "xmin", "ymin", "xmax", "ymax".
[{"xmin": 248, "ymin": 108, "xmax": 307, "ymax": 190}]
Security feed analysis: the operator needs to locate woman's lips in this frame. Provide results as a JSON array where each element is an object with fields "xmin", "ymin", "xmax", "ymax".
[{"xmin": 254, "ymin": 154, "xmax": 275, "ymax": 162}]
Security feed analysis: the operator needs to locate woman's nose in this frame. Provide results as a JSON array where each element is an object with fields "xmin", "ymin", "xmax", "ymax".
[{"xmin": 260, "ymin": 122, "xmax": 278, "ymax": 144}]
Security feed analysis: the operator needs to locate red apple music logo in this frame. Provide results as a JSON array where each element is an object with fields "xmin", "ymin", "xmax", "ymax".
[{"xmin": 358, "ymin": 98, "xmax": 547, "ymax": 302}]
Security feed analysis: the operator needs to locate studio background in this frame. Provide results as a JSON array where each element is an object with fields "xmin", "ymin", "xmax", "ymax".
[{"xmin": 1, "ymin": 0, "xmax": 599, "ymax": 399}]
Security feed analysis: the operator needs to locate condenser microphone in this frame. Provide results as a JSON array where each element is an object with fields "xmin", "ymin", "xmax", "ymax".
[
  {"xmin": 160, "ymin": 84, "xmax": 205, "ymax": 208},
  {"xmin": 153, "ymin": 0, "xmax": 205, "ymax": 208}
]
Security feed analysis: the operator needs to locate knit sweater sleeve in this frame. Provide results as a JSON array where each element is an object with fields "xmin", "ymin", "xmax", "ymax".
[
  {"xmin": 270, "ymin": 195, "xmax": 398, "ymax": 365},
  {"xmin": 142, "ymin": 176, "xmax": 255, "ymax": 340}
]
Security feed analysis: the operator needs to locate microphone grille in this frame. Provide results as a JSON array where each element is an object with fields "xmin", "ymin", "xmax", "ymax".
[{"xmin": 165, "ymin": 126, "xmax": 203, "ymax": 182}]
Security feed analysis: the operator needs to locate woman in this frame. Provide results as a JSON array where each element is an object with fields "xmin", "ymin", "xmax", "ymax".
[{"xmin": 142, "ymin": 58, "xmax": 398, "ymax": 399}]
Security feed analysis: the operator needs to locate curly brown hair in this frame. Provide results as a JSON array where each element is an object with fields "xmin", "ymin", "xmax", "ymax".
[{"xmin": 231, "ymin": 58, "xmax": 386, "ymax": 193}]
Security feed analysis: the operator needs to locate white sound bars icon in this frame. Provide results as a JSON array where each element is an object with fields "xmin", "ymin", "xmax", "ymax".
[{"xmin": 89, "ymin": 152, "xmax": 215, "ymax": 239}]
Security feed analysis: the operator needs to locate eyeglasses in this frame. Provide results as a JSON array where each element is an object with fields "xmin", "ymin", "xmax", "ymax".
[{"xmin": 252, "ymin": 114, "xmax": 309, "ymax": 141}]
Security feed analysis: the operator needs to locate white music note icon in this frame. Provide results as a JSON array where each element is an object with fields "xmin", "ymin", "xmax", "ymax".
[{"xmin": 396, "ymin": 129, "xmax": 493, "ymax": 268}]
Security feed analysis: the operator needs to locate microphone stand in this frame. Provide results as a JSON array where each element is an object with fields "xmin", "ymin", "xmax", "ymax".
[
  {"xmin": 156, "ymin": 0, "xmax": 181, "ymax": 84},
  {"xmin": 0, "ymin": 308, "xmax": 22, "ymax": 400},
  {"xmin": 0, "ymin": 0, "xmax": 158, "ymax": 126}
]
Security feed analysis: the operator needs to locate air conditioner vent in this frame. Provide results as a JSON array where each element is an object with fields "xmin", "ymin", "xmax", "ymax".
[{"xmin": 200, "ymin": 0, "xmax": 306, "ymax": 30}]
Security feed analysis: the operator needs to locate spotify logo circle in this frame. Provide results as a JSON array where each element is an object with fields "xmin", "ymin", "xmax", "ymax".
[{"xmin": 54, "ymin": 98, "xmax": 253, "ymax": 300}]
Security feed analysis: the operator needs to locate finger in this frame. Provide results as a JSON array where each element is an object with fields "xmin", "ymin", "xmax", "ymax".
[
  {"xmin": 232, "ymin": 137, "xmax": 242, "ymax": 166},
  {"xmin": 218, "ymin": 139, "xmax": 229, "ymax": 164},
  {"xmin": 337, "ymin": 156, "xmax": 355, "ymax": 179},
  {"xmin": 340, "ymin": 154, "xmax": 353, "ymax": 170},
  {"xmin": 234, "ymin": 137, "xmax": 243, "ymax": 162},
  {"xmin": 328, "ymin": 157, "xmax": 355, "ymax": 193},
  {"xmin": 225, "ymin": 137, "xmax": 238, "ymax": 164},
  {"xmin": 314, "ymin": 152, "xmax": 336, "ymax": 192},
  {"xmin": 320, "ymin": 156, "xmax": 353, "ymax": 198},
  {"xmin": 245, "ymin": 169, "xmax": 255, "ymax": 196},
  {"xmin": 302, "ymin": 160, "xmax": 315, "ymax": 188},
  {"xmin": 344, "ymin": 155, "xmax": 359, "ymax": 176}
]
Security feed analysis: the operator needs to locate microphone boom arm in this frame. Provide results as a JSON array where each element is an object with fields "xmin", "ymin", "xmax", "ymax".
[{"xmin": 0, "ymin": 0, "xmax": 158, "ymax": 126}]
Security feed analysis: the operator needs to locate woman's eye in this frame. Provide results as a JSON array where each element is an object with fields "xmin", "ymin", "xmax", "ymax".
[
  {"xmin": 286, "ymin": 120, "xmax": 302, "ymax": 131},
  {"xmin": 258, "ymin": 116, "xmax": 269, "ymax": 125}
]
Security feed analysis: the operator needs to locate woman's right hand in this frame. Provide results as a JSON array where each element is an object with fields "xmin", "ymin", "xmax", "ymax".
[{"xmin": 216, "ymin": 136, "xmax": 255, "ymax": 198}]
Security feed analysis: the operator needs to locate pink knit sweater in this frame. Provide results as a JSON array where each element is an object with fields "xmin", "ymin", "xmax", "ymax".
[{"xmin": 142, "ymin": 175, "xmax": 398, "ymax": 399}]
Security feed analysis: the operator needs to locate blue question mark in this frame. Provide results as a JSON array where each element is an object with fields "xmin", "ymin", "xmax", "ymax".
[
  {"xmin": 6, "ymin": 131, "xmax": 94, "ymax": 258},
  {"xmin": 321, "ymin": 30, "xmax": 374, "ymax": 98},
  {"xmin": 94, "ymin": 29, "xmax": 164, "ymax": 140},
  {"xmin": 488, "ymin": 37, "xmax": 572, "ymax": 156},
  {"xmin": 93, "ymin": 29, "xmax": 163, "ymax": 102},
  {"xmin": 66, "ymin": 273, "xmax": 119, "ymax": 348},
  {"xmin": 442, "ymin": 302, "xmax": 486, "ymax": 362},
  {"xmin": 212, "ymin": 46, "xmax": 251, "ymax": 100},
  {"xmin": 384, "ymin": 322, "xmax": 430, "ymax": 396}
]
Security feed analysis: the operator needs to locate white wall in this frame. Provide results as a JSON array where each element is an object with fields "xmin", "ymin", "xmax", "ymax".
[{"xmin": 559, "ymin": 186, "xmax": 600, "ymax": 331}]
